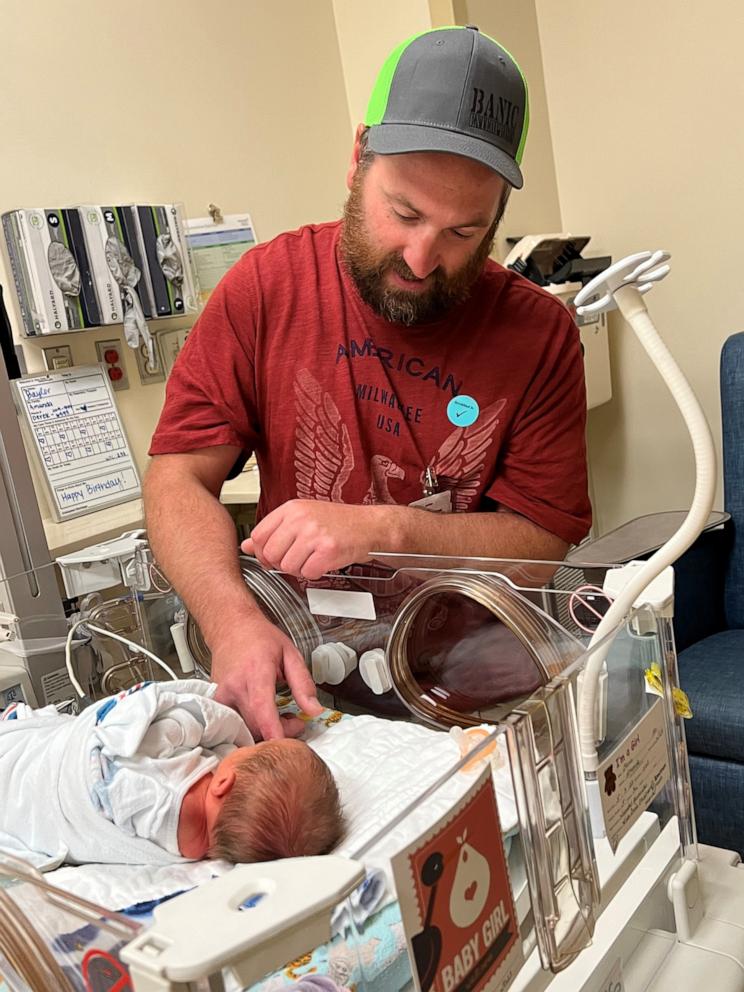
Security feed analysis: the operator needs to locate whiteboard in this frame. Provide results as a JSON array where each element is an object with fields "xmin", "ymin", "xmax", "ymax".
[{"xmin": 14, "ymin": 366, "xmax": 141, "ymax": 521}]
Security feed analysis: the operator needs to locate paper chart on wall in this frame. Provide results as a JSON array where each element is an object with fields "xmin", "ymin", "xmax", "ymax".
[
  {"xmin": 14, "ymin": 366, "xmax": 141, "ymax": 522},
  {"xmin": 185, "ymin": 212, "xmax": 258, "ymax": 304}
]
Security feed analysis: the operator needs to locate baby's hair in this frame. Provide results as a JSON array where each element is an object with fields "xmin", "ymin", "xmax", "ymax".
[{"xmin": 209, "ymin": 741, "xmax": 344, "ymax": 863}]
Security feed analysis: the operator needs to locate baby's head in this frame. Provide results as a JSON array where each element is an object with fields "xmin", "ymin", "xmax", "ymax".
[{"xmin": 208, "ymin": 739, "xmax": 344, "ymax": 863}]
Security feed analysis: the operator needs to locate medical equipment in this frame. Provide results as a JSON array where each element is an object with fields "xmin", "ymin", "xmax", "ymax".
[
  {"xmin": 0, "ymin": 504, "xmax": 736, "ymax": 992},
  {"xmin": 0, "ymin": 562, "xmax": 692, "ymax": 990},
  {"xmin": 2, "ymin": 203, "xmax": 199, "ymax": 339},
  {"xmin": 504, "ymin": 234, "xmax": 608, "ymax": 288},
  {"xmin": 53, "ymin": 531, "xmax": 189, "ymax": 699},
  {"xmin": 505, "ymin": 232, "xmax": 613, "ymax": 410},
  {"xmin": 0, "ymin": 657, "xmax": 35, "ymax": 708}
]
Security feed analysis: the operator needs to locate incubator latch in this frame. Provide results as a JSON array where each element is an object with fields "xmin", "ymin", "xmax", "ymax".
[
  {"xmin": 359, "ymin": 648, "xmax": 392, "ymax": 695},
  {"xmin": 311, "ymin": 642, "xmax": 357, "ymax": 686}
]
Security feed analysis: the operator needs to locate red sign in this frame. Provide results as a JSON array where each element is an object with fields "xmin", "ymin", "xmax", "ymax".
[{"xmin": 392, "ymin": 766, "xmax": 522, "ymax": 992}]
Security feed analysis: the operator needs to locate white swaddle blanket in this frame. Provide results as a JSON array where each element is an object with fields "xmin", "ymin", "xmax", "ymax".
[
  {"xmin": 0, "ymin": 680, "xmax": 253, "ymax": 870},
  {"xmin": 44, "ymin": 710, "xmax": 517, "ymax": 926}
]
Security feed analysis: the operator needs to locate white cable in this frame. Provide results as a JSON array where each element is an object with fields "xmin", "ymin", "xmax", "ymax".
[
  {"xmin": 65, "ymin": 619, "xmax": 88, "ymax": 698},
  {"xmin": 65, "ymin": 618, "xmax": 178, "ymax": 698},
  {"xmin": 578, "ymin": 283, "xmax": 717, "ymax": 771}
]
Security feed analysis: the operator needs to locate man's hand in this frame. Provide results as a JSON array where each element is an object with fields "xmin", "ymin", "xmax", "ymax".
[
  {"xmin": 211, "ymin": 612, "xmax": 323, "ymax": 740},
  {"xmin": 242, "ymin": 499, "xmax": 394, "ymax": 579}
]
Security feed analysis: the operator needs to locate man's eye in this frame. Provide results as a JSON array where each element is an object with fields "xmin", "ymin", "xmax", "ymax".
[
  {"xmin": 451, "ymin": 230, "xmax": 475, "ymax": 240},
  {"xmin": 394, "ymin": 211, "xmax": 418, "ymax": 223}
]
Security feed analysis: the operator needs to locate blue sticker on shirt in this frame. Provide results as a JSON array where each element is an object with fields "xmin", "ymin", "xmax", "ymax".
[{"xmin": 447, "ymin": 395, "xmax": 479, "ymax": 427}]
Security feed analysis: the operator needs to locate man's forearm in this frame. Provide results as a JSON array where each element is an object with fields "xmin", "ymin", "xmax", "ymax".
[
  {"xmin": 381, "ymin": 504, "xmax": 569, "ymax": 561},
  {"xmin": 244, "ymin": 497, "xmax": 570, "ymax": 581},
  {"xmin": 143, "ymin": 463, "xmax": 260, "ymax": 646}
]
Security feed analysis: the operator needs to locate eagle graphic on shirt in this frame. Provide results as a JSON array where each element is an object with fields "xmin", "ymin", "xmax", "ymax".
[{"xmin": 293, "ymin": 369, "xmax": 505, "ymax": 511}]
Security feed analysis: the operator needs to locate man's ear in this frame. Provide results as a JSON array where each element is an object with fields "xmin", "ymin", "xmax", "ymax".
[
  {"xmin": 346, "ymin": 123, "xmax": 367, "ymax": 190},
  {"xmin": 210, "ymin": 766, "xmax": 237, "ymax": 800}
]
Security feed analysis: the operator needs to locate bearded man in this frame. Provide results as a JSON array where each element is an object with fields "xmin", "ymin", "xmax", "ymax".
[{"xmin": 145, "ymin": 26, "xmax": 591, "ymax": 740}]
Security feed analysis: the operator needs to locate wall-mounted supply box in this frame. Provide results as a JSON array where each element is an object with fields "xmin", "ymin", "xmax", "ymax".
[{"xmin": 2, "ymin": 203, "xmax": 199, "ymax": 338}]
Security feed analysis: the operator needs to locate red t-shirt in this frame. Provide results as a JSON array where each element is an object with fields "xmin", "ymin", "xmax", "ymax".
[{"xmin": 150, "ymin": 221, "xmax": 591, "ymax": 544}]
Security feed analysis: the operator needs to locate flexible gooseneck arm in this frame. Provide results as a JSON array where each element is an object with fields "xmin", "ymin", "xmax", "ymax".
[{"xmin": 573, "ymin": 252, "xmax": 717, "ymax": 772}]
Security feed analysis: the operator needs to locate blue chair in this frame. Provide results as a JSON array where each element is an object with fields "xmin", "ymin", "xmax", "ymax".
[{"xmin": 676, "ymin": 331, "xmax": 744, "ymax": 854}]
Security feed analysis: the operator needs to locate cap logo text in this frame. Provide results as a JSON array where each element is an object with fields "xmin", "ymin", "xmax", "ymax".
[{"xmin": 469, "ymin": 88, "xmax": 518, "ymax": 142}]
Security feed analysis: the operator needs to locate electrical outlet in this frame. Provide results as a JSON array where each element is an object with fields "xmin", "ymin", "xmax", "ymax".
[
  {"xmin": 42, "ymin": 345, "xmax": 73, "ymax": 370},
  {"xmin": 95, "ymin": 338, "xmax": 129, "ymax": 390},
  {"xmin": 158, "ymin": 326, "xmax": 192, "ymax": 376},
  {"xmin": 134, "ymin": 338, "xmax": 165, "ymax": 385}
]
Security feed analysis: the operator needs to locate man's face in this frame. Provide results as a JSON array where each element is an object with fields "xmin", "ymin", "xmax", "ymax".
[{"xmin": 340, "ymin": 140, "xmax": 508, "ymax": 326}]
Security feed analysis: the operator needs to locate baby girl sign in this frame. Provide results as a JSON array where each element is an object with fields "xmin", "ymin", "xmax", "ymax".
[{"xmin": 392, "ymin": 766, "xmax": 522, "ymax": 992}]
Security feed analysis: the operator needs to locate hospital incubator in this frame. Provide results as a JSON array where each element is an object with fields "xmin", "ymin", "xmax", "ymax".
[
  {"xmin": 0, "ymin": 547, "xmax": 735, "ymax": 992},
  {"xmin": 4, "ymin": 252, "xmax": 744, "ymax": 992}
]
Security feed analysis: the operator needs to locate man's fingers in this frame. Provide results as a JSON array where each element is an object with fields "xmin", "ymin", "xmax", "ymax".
[
  {"xmin": 214, "ymin": 659, "xmax": 287, "ymax": 740},
  {"xmin": 279, "ymin": 712, "xmax": 308, "ymax": 738},
  {"xmin": 252, "ymin": 696, "xmax": 287, "ymax": 741},
  {"xmin": 278, "ymin": 541, "xmax": 317, "ymax": 578},
  {"xmin": 250, "ymin": 658, "xmax": 288, "ymax": 739},
  {"xmin": 242, "ymin": 534, "xmax": 269, "ymax": 566},
  {"xmin": 262, "ymin": 528, "xmax": 301, "ymax": 572},
  {"xmin": 300, "ymin": 549, "xmax": 336, "ymax": 581},
  {"xmin": 240, "ymin": 537, "xmax": 274, "ymax": 572},
  {"xmin": 283, "ymin": 648, "xmax": 323, "ymax": 716},
  {"xmin": 213, "ymin": 681, "xmax": 262, "ymax": 738},
  {"xmin": 248, "ymin": 508, "xmax": 285, "ymax": 554}
]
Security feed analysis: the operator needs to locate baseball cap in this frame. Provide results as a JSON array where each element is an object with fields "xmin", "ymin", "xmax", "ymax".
[{"xmin": 365, "ymin": 25, "xmax": 529, "ymax": 189}]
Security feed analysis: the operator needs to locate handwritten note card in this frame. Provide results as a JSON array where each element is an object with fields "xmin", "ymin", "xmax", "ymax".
[
  {"xmin": 597, "ymin": 698, "xmax": 671, "ymax": 852},
  {"xmin": 14, "ymin": 366, "xmax": 140, "ymax": 521}
]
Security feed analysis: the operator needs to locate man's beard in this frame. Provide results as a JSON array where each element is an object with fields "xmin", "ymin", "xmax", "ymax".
[{"xmin": 339, "ymin": 174, "xmax": 499, "ymax": 327}]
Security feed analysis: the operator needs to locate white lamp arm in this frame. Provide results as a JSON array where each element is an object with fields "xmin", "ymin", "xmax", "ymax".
[{"xmin": 574, "ymin": 258, "xmax": 717, "ymax": 772}]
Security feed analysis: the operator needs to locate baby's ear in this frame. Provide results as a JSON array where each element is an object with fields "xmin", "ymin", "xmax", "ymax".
[{"xmin": 210, "ymin": 766, "xmax": 237, "ymax": 800}]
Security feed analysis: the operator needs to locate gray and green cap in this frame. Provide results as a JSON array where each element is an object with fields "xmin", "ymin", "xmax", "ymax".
[{"xmin": 365, "ymin": 25, "xmax": 529, "ymax": 189}]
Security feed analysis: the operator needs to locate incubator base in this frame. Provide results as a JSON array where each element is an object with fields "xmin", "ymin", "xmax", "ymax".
[{"xmin": 514, "ymin": 821, "xmax": 744, "ymax": 992}]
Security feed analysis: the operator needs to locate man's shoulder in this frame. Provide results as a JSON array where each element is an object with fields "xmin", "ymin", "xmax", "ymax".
[
  {"xmin": 240, "ymin": 220, "xmax": 341, "ymax": 270},
  {"xmin": 484, "ymin": 258, "xmax": 567, "ymax": 313},
  {"xmin": 215, "ymin": 220, "xmax": 342, "ymax": 309},
  {"xmin": 482, "ymin": 259, "xmax": 575, "ymax": 319}
]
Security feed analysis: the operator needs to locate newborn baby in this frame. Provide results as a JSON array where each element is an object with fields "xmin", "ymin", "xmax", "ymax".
[
  {"xmin": 0, "ymin": 680, "xmax": 342, "ymax": 870},
  {"xmin": 178, "ymin": 736, "xmax": 341, "ymax": 861}
]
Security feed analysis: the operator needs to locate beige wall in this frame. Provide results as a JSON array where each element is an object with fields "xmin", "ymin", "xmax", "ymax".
[
  {"xmin": 1, "ymin": 0, "xmax": 352, "ymax": 478},
  {"xmin": 331, "ymin": 0, "xmax": 434, "ymax": 131},
  {"xmin": 535, "ymin": 1, "xmax": 744, "ymax": 532},
  {"xmin": 458, "ymin": 1, "xmax": 562, "ymax": 259}
]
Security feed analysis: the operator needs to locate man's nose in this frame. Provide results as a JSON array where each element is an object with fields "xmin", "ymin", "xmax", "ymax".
[{"xmin": 402, "ymin": 231, "xmax": 441, "ymax": 279}]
